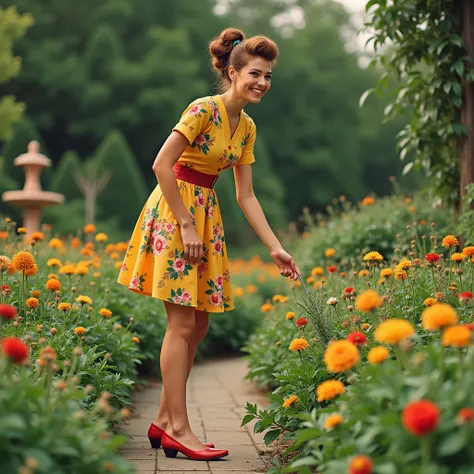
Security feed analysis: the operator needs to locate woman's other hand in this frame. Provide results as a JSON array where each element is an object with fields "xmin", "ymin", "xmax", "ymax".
[
  {"xmin": 270, "ymin": 248, "xmax": 300, "ymax": 280},
  {"xmin": 181, "ymin": 222, "xmax": 203, "ymax": 264}
]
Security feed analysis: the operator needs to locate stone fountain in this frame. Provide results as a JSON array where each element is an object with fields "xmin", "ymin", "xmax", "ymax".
[{"xmin": 2, "ymin": 141, "xmax": 64, "ymax": 236}]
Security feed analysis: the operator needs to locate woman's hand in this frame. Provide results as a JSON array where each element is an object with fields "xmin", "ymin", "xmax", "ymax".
[
  {"xmin": 270, "ymin": 248, "xmax": 301, "ymax": 281},
  {"xmin": 181, "ymin": 222, "xmax": 203, "ymax": 264}
]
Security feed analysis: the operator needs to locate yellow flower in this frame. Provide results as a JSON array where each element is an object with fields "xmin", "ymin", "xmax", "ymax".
[
  {"xmin": 0, "ymin": 256, "xmax": 11, "ymax": 272},
  {"xmin": 46, "ymin": 279, "xmax": 61, "ymax": 292},
  {"xmin": 24, "ymin": 264, "xmax": 38, "ymax": 277},
  {"xmin": 116, "ymin": 242, "xmax": 128, "ymax": 252},
  {"xmin": 272, "ymin": 294, "xmax": 284, "ymax": 302},
  {"xmin": 132, "ymin": 336, "xmax": 140, "ymax": 344},
  {"xmin": 59, "ymin": 264, "xmax": 75, "ymax": 275},
  {"xmin": 260, "ymin": 303, "xmax": 274, "ymax": 313},
  {"xmin": 394, "ymin": 269, "xmax": 408, "ymax": 281},
  {"xmin": 110, "ymin": 252, "xmax": 120, "ymax": 260},
  {"xmin": 422, "ymin": 303, "xmax": 458, "ymax": 331},
  {"xmin": 76, "ymin": 295, "xmax": 92, "ymax": 305},
  {"xmin": 75, "ymin": 266, "xmax": 89, "ymax": 275},
  {"xmin": 26, "ymin": 297, "xmax": 39, "ymax": 309},
  {"xmin": 363, "ymin": 251, "xmax": 383, "ymax": 262},
  {"xmin": 12, "ymin": 251, "xmax": 36, "ymax": 272},
  {"xmin": 442, "ymin": 235, "xmax": 459, "ymax": 248},
  {"xmin": 99, "ymin": 308, "xmax": 112, "ymax": 318},
  {"xmin": 397, "ymin": 259, "xmax": 412, "ymax": 270},
  {"xmin": 30, "ymin": 231, "xmax": 45, "ymax": 241},
  {"xmin": 286, "ymin": 311, "xmax": 295, "ymax": 320},
  {"xmin": 234, "ymin": 287, "xmax": 244, "ymax": 297},
  {"xmin": 47, "ymin": 258, "xmax": 62, "ymax": 267},
  {"xmin": 324, "ymin": 340, "xmax": 359, "ymax": 373},
  {"xmin": 368, "ymin": 346, "xmax": 390, "ymax": 364},
  {"xmin": 48, "ymin": 238, "xmax": 64, "ymax": 249},
  {"xmin": 17, "ymin": 227, "xmax": 27, "ymax": 234},
  {"xmin": 58, "ymin": 303, "xmax": 71, "ymax": 312},
  {"xmin": 246, "ymin": 284, "xmax": 257, "ymax": 294},
  {"xmin": 358, "ymin": 269, "xmax": 370, "ymax": 277},
  {"xmin": 462, "ymin": 246, "xmax": 474, "ymax": 257},
  {"xmin": 375, "ymin": 319, "xmax": 415, "ymax": 344},
  {"xmin": 451, "ymin": 252, "xmax": 466, "ymax": 262},
  {"xmin": 84, "ymin": 224, "xmax": 96, "ymax": 234},
  {"xmin": 361, "ymin": 323, "xmax": 370, "ymax": 330},
  {"xmin": 442, "ymin": 325, "xmax": 472, "ymax": 347},
  {"xmin": 289, "ymin": 338, "xmax": 309, "ymax": 352},
  {"xmin": 282, "ymin": 395, "xmax": 299, "ymax": 408},
  {"xmin": 424, "ymin": 297, "xmax": 438, "ymax": 307},
  {"xmin": 311, "ymin": 266, "xmax": 324, "ymax": 276},
  {"xmin": 325, "ymin": 248, "xmax": 336, "ymax": 258},
  {"xmin": 74, "ymin": 326, "xmax": 86, "ymax": 335},
  {"xmin": 355, "ymin": 290, "xmax": 383, "ymax": 312},
  {"xmin": 316, "ymin": 380, "xmax": 345, "ymax": 402},
  {"xmin": 324, "ymin": 413, "xmax": 344, "ymax": 429},
  {"xmin": 95, "ymin": 232, "xmax": 108, "ymax": 242}
]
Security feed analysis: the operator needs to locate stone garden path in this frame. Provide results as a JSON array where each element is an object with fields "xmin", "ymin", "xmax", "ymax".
[{"xmin": 119, "ymin": 357, "xmax": 272, "ymax": 474}]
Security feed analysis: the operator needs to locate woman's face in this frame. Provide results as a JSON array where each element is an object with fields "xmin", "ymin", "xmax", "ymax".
[{"xmin": 230, "ymin": 56, "xmax": 272, "ymax": 104}]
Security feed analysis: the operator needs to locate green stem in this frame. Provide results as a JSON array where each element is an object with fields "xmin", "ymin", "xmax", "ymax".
[
  {"xmin": 430, "ymin": 267, "xmax": 436, "ymax": 293},
  {"xmin": 0, "ymin": 271, "xmax": 4, "ymax": 304},
  {"xmin": 421, "ymin": 437, "xmax": 431, "ymax": 474}
]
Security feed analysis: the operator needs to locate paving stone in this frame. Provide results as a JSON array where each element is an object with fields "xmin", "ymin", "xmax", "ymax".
[
  {"xmin": 130, "ymin": 459, "xmax": 157, "ymax": 471},
  {"xmin": 157, "ymin": 452, "xmax": 211, "ymax": 471},
  {"xmin": 204, "ymin": 431, "xmax": 254, "ymax": 447}
]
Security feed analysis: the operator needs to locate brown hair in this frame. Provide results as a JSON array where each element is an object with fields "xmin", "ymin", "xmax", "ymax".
[{"xmin": 209, "ymin": 28, "xmax": 279, "ymax": 92}]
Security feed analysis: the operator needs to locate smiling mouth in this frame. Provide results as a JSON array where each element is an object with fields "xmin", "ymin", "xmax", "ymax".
[{"xmin": 250, "ymin": 88, "xmax": 264, "ymax": 96}]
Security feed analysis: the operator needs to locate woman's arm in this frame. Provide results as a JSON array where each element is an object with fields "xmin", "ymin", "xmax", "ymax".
[
  {"xmin": 234, "ymin": 165, "xmax": 300, "ymax": 279},
  {"xmin": 152, "ymin": 131, "xmax": 203, "ymax": 263}
]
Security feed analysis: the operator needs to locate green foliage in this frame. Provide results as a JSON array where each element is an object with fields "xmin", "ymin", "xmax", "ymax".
[
  {"xmin": 0, "ymin": 6, "xmax": 33, "ymax": 142},
  {"xmin": 49, "ymin": 150, "xmax": 82, "ymax": 201},
  {"xmin": 362, "ymin": 0, "xmax": 474, "ymax": 206},
  {"xmin": 456, "ymin": 183, "xmax": 474, "ymax": 245},
  {"xmin": 95, "ymin": 130, "xmax": 147, "ymax": 230}
]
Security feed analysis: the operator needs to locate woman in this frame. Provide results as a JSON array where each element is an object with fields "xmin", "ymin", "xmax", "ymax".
[{"xmin": 117, "ymin": 27, "xmax": 300, "ymax": 461}]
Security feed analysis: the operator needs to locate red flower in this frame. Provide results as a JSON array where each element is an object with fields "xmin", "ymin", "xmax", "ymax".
[
  {"xmin": 328, "ymin": 265, "xmax": 337, "ymax": 273},
  {"xmin": 1, "ymin": 337, "xmax": 29, "ymax": 363},
  {"xmin": 465, "ymin": 323, "xmax": 474, "ymax": 331},
  {"xmin": 347, "ymin": 332, "xmax": 367, "ymax": 346},
  {"xmin": 459, "ymin": 291, "xmax": 473, "ymax": 303},
  {"xmin": 296, "ymin": 317, "xmax": 308, "ymax": 328},
  {"xmin": 0, "ymin": 304, "xmax": 17, "ymax": 321},
  {"xmin": 402, "ymin": 400, "xmax": 440, "ymax": 436},
  {"xmin": 344, "ymin": 287, "xmax": 355, "ymax": 294},
  {"xmin": 349, "ymin": 455, "xmax": 373, "ymax": 474},
  {"xmin": 425, "ymin": 253, "xmax": 440, "ymax": 264},
  {"xmin": 457, "ymin": 408, "xmax": 474, "ymax": 424}
]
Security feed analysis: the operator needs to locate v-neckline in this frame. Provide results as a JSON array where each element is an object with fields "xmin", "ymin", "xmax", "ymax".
[{"xmin": 216, "ymin": 95, "xmax": 243, "ymax": 142}]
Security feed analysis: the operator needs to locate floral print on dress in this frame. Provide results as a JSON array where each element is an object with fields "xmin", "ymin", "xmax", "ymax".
[
  {"xmin": 157, "ymin": 249, "xmax": 193, "ymax": 288},
  {"xmin": 205, "ymin": 276, "xmax": 231, "ymax": 309},
  {"xmin": 194, "ymin": 187, "xmax": 206, "ymax": 209},
  {"xmin": 198, "ymin": 244, "xmax": 209, "ymax": 279},
  {"xmin": 218, "ymin": 148, "xmax": 240, "ymax": 170},
  {"xmin": 210, "ymin": 223, "xmax": 225, "ymax": 256},
  {"xmin": 168, "ymin": 288, "xmax": 193, "ymax": 306},
  {"xmin": 139, "ymin": 206, "xmax": 177, "ymax": 258},
  {"xmin": 192, "ymin": 133, "xmax": 215, "ymax": 155},
  {"xmin": 130, "ymin": 273, "xmax": 146, "ymax": 292},
  {"xmin": 208, "ymin": 100, "xmax": 223, "ymax": 128}
]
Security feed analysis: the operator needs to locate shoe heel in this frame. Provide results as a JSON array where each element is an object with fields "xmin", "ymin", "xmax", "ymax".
[
  {"xmin": 149, "ymin": 437, "xmax": 161, "ymax": 449},
  {"xmin": 163, "ymin": 448, "xmax": 178, "ymax": 458}
]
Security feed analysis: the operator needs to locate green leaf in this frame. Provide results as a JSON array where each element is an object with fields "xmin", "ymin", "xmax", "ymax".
[
  {"xmin": 402, "ymin": 162, "xmax": 414, "ymax": 175},
  {"xmin": 365, "ymin": 0, "xmax": 380, "ymax": 11},
  {"xmin": 263, "ymin": 429, "xmax": 282, "ymax": 445},
  {"xmin": 241, "ymin": 414, "xmax": 256, "ymax": 426},
  {"xmin": 359, "ymin": 88, "xmax": 375, "ymax": 107},
  {"xmin": 439, "ymin": 431, "xmax": 465, "ymax": 456}
]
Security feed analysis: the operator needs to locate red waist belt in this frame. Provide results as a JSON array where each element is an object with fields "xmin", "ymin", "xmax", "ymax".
[{"xmin": 173, "ymin": 163, "xmax": 219, "ymax": 189}]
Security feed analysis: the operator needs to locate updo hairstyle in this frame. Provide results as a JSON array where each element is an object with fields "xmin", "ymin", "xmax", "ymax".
[{"xmin": 209, "ymin": 28, "xmax": 279, "ymax": 92}]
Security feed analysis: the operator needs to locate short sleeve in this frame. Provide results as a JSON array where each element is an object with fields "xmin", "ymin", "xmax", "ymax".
[
  {"xmin": 236, "ymin": 118, "xmax": 256, "ymax": 166},
  {"xmin": 173, "ymin": 99, "xmax": 212, "ymax": 145}
]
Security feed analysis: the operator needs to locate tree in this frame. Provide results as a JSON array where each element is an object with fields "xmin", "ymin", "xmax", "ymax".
[{"xmin": 49, "ymin": 150, "xmax": 82, "ymax": 201}]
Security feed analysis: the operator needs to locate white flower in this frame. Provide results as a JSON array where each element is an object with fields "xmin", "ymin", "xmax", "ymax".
[{"xmin": 327, "ymin": 297, "xmax": 339, "ymax": 306}]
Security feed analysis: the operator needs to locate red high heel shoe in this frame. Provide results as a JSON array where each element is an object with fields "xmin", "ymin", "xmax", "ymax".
[
  {"xmin": 161, "ymin": 432, "xmax": 228, "ymax": 461},
  {"xmin": 148, "ymin": 423, "xmax": 215, "ymax": 449}
]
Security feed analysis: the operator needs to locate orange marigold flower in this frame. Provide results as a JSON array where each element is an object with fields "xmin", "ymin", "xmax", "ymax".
[
  {"xmin": 424, "ymin": 297, "xmax": 438, "ymax": 307},
  {"xmin": 132, "ymin": 336, "xmax": 140, "ymax": 344},
  {"xmin": 71, "ymin": 237, "xmax": 81, "ymax": 249},
  {"xmin": 375, "ymin": 319, "xmax": 415, "ymax": 344},
  {"xmin": 81, "ymin": 248, "xmax": 94, "ymax": 257},
  {"xmin": 105, "ymin": 243, "xmax": 116, "ymax": 254},
  {"xmin": 358, "ymin": 269, "xmax": 369, "ymax": 277},
  {"xmin": 76, "ymin": 295, "xmax": 92, "ymax": 305},
  {"xmin": 17, "ymin": 227, "xmax": 27, "ymax": 234},
  {"xmin": 24, "ymin": 264, "xmax": 38, "ymax": 277},
  {"xmin": 0, "ymin": 231, "xmax": 9, "ymax": 240},
  {"xmin": 355, "ymin": 290, "xmax": 383, "ymax": 312},
  {"xmin": 31, "ymin": 290, "xmax": 41, "ymax": 298},
  {"xmin": 26, "ymin": 297, "xmax": 39, "ymax": 309},
  {"xmin": 394, "ymin": 269, "xmax": 407, "ymax": 281},
  {"xmin": 324, "ymin": 413, "xmax": 344, "ymax": 429},
  {"xmin": 380, "ymin": 268, "xmax": 392, "ymax": 278},
  {"xmin": 260, "ymin": 303, "xmax": 274, "ymax": 313},
  {"xmin": 286, "ymin": 311, "xmax": 295, "ymax": 320},
  {"xmin": 99, "ymin": 308, "xmax": 112, "ymax": 318},
  {"xmin": 59, "ymin": 264, "xmax": 75, "ymax": 275},
  {"xmin": 325, "ymin": 248, "xmax": 336, "ymax": 258},
  {"xmin": 452, "ymin": 252, "xmax": 466, "ymax": 262},
  {"xmin": 457, "ymin": 408, "xmax": 474, "ymax": 425},
  {"xmin": 46, "ymin": 279, "xmax": 61, "ymax": 292},
  {"xmin": 361, "ymin": 323, "xmax": 370, "ymax": 330},
  {"xmin": 75, "ymin": 266, "xmax": 89, "ymax": 275},
  {"xmin": 363, "ymin": 251, "xmax": 383, "ymax": 262},
  {"xmin": 234, "ymin": 287, "xmax": 244, "ymax": 297},
  {"xmin": 0, "ymin": 256, "xmax": 11, "ymax": 272},
  {"xmin": 349, "ymin": 455, "xmax": 373, "ymax": 474},
  {"xmin": 58, "ymin": 302, "xmax": 71, "ymax": 312},
  {"xmin": 116, "ymin": 242, "xmax": 128, "ymax": 252},
  {"xmin": 12, "ymin": 251, "xmax": 36, "ymax": 272},
  {"xmin": 442, "ymin": 325, "xmax": 471, "ymax": 347},
  {"xmin": 462, "ymin": 246, "xmax": 474, "ymax": 257},
  {"xmin": 289, "ymin": 338, "xmax": 309, "ymax": 352},
  {"xmin": 368, "ymin": 346, "xmax": 390, "ymax": 364},
  {"xmin": 74, "ymin": 326, "xmax": 86, "ymax": 335},
  {"xmin": 48, "ymin": 273, "xmax": 59, "ymax": 280},
  {"xmin": 114, "ymin": 261, "xmax": 122, "ymax": 270},
  {"xmin": 316, "ymin": 380, "xmax": 345, "ymax": 402},
  {"xmin": 422, "ymin": 303, "xmax": 458, "ymax": 331},
  {"xmin": 311, "ymin": 266, "xmax": 324, "ymax": 276},
  {"xmin": 402, "ymin": 399, "xmax": 440, "ymax": 436},
  {"xmin": 95, "ymin": 232, "xmax": 108, "ymax": 242},
  {"xmin": 30, "ymin": 231, "xmax": 44, "ymax": 241},
  {"xmin": 442, "ymin": 235, "xmax": 459, "ymax": 248},
  {"xmin": 84, "ymin": 224, "xmax": 96, "ymax": 234},
  {"xmin": 324, "ymin": 340, "xmax": 359, "ymax": 373},
  {"xmin": 48, "ymin": 238, "xmax": 64, "ymax": 249},
  {"xmin": 47, "ymin": 258, "xmax": 62, "ymax": 267},
  {"xmin": 397, "ymin": 259, "xmax": 412, "ymax": 270},
  {"xmin": 282, "ymin": 395, "xmax": 299, "ymax": 408},
  {"xmin": 361, "ymin": 196, "xmax": 375, "ymax": 206}
]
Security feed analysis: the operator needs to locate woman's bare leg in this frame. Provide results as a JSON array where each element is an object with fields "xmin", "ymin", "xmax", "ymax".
[
  {"xmin": 154, "ymin": 309, "xmax": 210, "ymax": 429},
  {"xmin": 158, "ymin": 302, "xmax": 208, "ymax": 450}
]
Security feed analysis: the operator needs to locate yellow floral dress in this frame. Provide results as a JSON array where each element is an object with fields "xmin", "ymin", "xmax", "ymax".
[{"xmin": 117, "ymin": 95, "xmax": 256, "ymax": 312}]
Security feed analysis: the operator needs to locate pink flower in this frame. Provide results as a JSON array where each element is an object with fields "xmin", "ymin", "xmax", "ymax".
[
  {"xmin": 210, "ymin": 291, "xmax": 223, "ymax": 306},
  {"xmin": 145, "ymin": 218, "xmax": 153, "ymax": 230},
  {"xmin": 215, "ymin": 275, "xmax": 224, "ymax": 288},
  {"xmin": 152, "ymin": 235, "xmax": 167, "ymax": 256},
  {"xmin": 120, "ymin": 262, "xmax": 127, "ymax": 272},
  {"xmin": 207, "ymin": 206, "xmax": 214, "ymax": 218},
  {"xmin": 154, "ymin": 221, "xmax": 162, "ymax": 233},
  {"xmin": 174, "ymin": 295, "xmax": 182, "ymax": 304},
  {"xmin": 198, "ymin": 261, "xmax": 208, "ymax": 274},
  {"xmin": 194, "ymin": 134, "xmax": 206, "ymax": 145},
  {"xmin": 182, "ymin": 291, "xmax": 191, "ymax": 302},
  {"xmin": 173, "ymin": 258, "xmax": 185, "ymax": 273},
  {"xmin": 214, "ymin": 240, "xmax": 222, "ymax": 254},
  {"xmin": 213, "ymin": 225, "xmax": 221, "ymax": 236},
  {"xmin": 188, "ymin": 104, "xmax": 201, "ymax": 115},
  {"xmin": 213, "ymin": 108, "xmax": 219, "ymax": 122},
  {"xmin": 165, "ymin": 222, "xmax": 175, "ymax": 233},
  {"xmin": 197, "ymin": 193, "xmax": 205, "ymax": 207},
  {"xmin": 130, "ymin": 276, "xmax": 140, "ymax": 289}
]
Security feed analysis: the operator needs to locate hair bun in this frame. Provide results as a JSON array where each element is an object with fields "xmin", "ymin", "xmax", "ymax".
[{"xmin": 209, "ymin": 28, "xmax": 246, "ymax": 73}]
